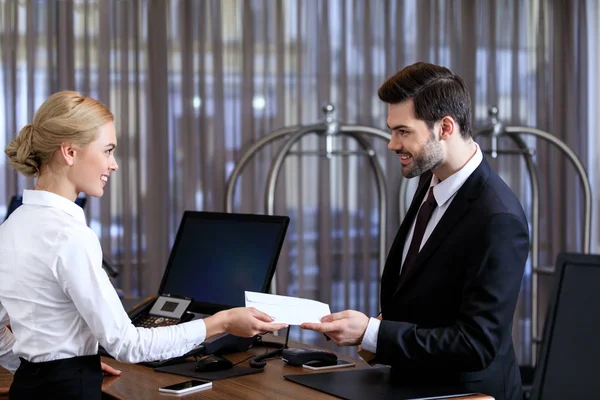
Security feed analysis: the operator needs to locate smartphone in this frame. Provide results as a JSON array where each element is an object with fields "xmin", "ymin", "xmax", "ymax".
[
  {"xmin": 158, "ymin": 379, "xmax": 212, "ymax": 395},
  {"xmin": 302, "ymin": 359, "xmax": 355, "ymax": 371}
]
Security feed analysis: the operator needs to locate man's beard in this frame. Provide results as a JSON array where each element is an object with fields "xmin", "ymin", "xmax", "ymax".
[{"xmin": 401, "ymin": 133, "xmax": 444, "ymax": 179}]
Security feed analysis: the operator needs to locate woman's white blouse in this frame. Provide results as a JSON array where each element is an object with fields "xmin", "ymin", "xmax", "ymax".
[{"xmin": 0, "ymin": 190, "xmax": 206, "ymax": 368}]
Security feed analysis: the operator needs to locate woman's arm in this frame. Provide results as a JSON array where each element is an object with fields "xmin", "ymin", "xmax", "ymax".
[{"xmin": 55, "ymin": 228, "xmax": 285, "ymax": 363}]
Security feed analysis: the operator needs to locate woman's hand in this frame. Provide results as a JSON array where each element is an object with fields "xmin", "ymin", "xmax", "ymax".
[
  {"xmin": 101, "ymin": 361, "xmax": 121, "ymax": 391},
  {"xmin": 101, "ymin": 362, "xmax": 121, "ymax": 376},
  {"xmin": 204, "ymin": 307, "xmax": 287, "ymax": 339}
]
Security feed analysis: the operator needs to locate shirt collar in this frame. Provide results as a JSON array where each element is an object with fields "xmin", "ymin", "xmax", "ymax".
[
  {"xmin": 430, "ymin": 142, "xmax": 483, "ymax": 207},
  {"xmin": 22, "ymin": 190, "xmax": 86, "ymax": 223}
]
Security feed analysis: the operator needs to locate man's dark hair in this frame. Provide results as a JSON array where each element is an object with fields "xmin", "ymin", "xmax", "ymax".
[{"xmin": 378, "ymin": 62, "xmax": 472, "ymax": 138}]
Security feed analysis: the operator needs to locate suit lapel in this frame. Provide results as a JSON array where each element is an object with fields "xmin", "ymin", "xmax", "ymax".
[
  {"xmin": 392, "ymin": 172, "xmax": 432, "ymax": 266},
  {"xmin": 394, "ymin": 158, "xmax": 491, "ymax": 294}
]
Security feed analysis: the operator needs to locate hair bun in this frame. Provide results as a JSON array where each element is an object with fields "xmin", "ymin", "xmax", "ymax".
[
  {"xmin": 5, "ymin": 124, "xmax": 41, "ymax": 177},
  {"xmin": 4, "ymin": 90, "xmax": 114, "ymax": 178}
]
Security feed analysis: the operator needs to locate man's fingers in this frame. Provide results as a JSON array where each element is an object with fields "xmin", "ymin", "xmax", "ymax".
[
  {"xmin": 100, "ymin": 362, "xmax": 121, "ymax": 376},
  {"xmin": 320, "ymin": 311, "xmax": 349, "ymax": 323},
  {"xmin": 319, "ymin": 321, "xmax": 343, "ymax": 333},
  {"xmin": 251, "ymin": 308, "xmax": 275, "ymax": 322},
  {"xmin": 302, "ymin": 321, "xmax": 341, "ymax": 334},
  {"xmin": 300, "ymin": 322, "xmax": 324, "ymax": 331},
  {"xmin": 320, "ymin": 314, "xmax": 333, "ymax": 323}
]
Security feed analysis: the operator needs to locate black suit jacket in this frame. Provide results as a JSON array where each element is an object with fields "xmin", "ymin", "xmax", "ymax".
[{"xmin": 376, "ymin": 157, "xmax": 529, "ymax": 400}]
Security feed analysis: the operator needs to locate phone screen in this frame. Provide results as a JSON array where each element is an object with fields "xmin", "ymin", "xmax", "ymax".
[{"xmin": 162, "ymin": 380, "xmax": 211, "ymax": 391}]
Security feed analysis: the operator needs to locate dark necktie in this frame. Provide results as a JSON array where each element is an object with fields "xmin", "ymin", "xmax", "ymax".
[{"xmin": 400, "ymin": 187, "xmax": 437, "ymax": 278}]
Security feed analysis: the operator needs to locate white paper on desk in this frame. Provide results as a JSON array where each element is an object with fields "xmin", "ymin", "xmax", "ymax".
[{"xmin": 244, "ymin": 291, "xmax": 331, "ymax": 325}]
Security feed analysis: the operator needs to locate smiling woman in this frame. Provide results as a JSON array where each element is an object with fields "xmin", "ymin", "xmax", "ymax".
[{"xmin": 0, "ymin": 92, "xmax": 287, "ymax": 400}]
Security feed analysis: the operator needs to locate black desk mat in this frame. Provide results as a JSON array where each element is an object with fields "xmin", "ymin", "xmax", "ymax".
[
  {"xmin": 155, "ymin": 360, "xmax": 263, "ymax": 381},
  {"xmin": 284, "ymin": 367, "xmax": 475, "ymax": 400}
]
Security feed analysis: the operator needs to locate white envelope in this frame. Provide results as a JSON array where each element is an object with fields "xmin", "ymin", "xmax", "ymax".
[{"xmin": 244, "ymin": 291, "xmax": 331, "ymax": 325}]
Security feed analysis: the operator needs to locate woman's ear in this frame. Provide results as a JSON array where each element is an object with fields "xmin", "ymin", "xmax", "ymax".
[{"xmin": 58, "ymin": 142, "xmax": 77, "ymax": 166}]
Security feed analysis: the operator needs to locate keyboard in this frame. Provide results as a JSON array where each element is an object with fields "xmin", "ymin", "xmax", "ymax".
[{"xmin": 134, "ymin": 315, "xmax": 179, "ymax": 328}]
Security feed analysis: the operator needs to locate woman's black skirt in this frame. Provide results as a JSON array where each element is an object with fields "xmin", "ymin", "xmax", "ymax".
[{"xmin": 9, "ymin": 354, "xmax": 102, "ymax": 400}]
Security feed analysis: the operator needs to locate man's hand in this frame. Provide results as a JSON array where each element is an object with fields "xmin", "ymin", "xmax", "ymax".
[
  {"xmin": 101, "ymin": 362, "xmax": 121, "ymax": 376},
  {"xmin": 301, "ymin": 310, "xmax": 369, "ymax": 346}
]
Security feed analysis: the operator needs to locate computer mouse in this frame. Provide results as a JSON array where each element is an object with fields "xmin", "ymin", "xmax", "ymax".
[{"xmin": 194, "ymin": 354, "xmax": 233, "ymax": 372}]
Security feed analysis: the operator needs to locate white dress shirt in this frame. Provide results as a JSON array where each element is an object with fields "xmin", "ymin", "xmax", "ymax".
[
  {"xmin": 0, "ymin": 190, "xmax": 207, "ymax": 367},
  {"xmin": 361, "ymin": 144, "xmax": 483, "ymax": 353}
]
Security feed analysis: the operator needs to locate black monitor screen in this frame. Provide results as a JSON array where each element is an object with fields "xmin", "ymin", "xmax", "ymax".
[
  {"xmin": 159, "ymin": 211, "xmax": 289, "ymax": 314},
  {"xmin": 4, "ymin": 195, "xmax": 87, "ymax": 221},
  {"xmin": 531, "ymin": 253, "xmax": 600, "ymax": 400}
]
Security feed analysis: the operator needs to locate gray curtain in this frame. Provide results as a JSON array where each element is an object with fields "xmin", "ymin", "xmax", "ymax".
[{"xmin": 0, "ymin": 0, "xmax": 594, "ymax": 362}]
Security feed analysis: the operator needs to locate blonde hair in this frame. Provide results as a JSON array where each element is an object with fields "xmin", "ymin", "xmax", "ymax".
[{"xmin": 5, "ymin": 90, "xmax": 114, "ymax": 177}]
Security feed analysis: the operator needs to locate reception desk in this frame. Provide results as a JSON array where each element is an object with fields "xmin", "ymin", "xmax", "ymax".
[{"xmin": 1, "ymin": 337, "xmax": 494, "ymax": 399}]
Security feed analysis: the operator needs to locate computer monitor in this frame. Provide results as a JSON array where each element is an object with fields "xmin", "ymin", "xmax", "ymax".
[
  {"xmin": 530, "ymin": 252, "xmax": 600, "ymax": 400},
  {"xmin": 4, "ymin": 194, "xmax": 87, "ymax": 221},
  {"xmin": 158, "ymin": 211, "xmax": 290, "ymax": 315}
]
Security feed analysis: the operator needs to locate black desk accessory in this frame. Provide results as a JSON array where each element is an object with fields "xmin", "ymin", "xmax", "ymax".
[
  {"xmin": 284, "ymin": 367, "xmax": 475, "ymax": 400},
  {"xmin": 195, "ymin": 354, "xmax": 233, "ymax": 372},
  {"xmin": 281, "ymin": 348, "xmax": 337, "ymax": 367},
  {"xmin": 155, "ymin": 360, "xmax": 263, "ymax": 381}
]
